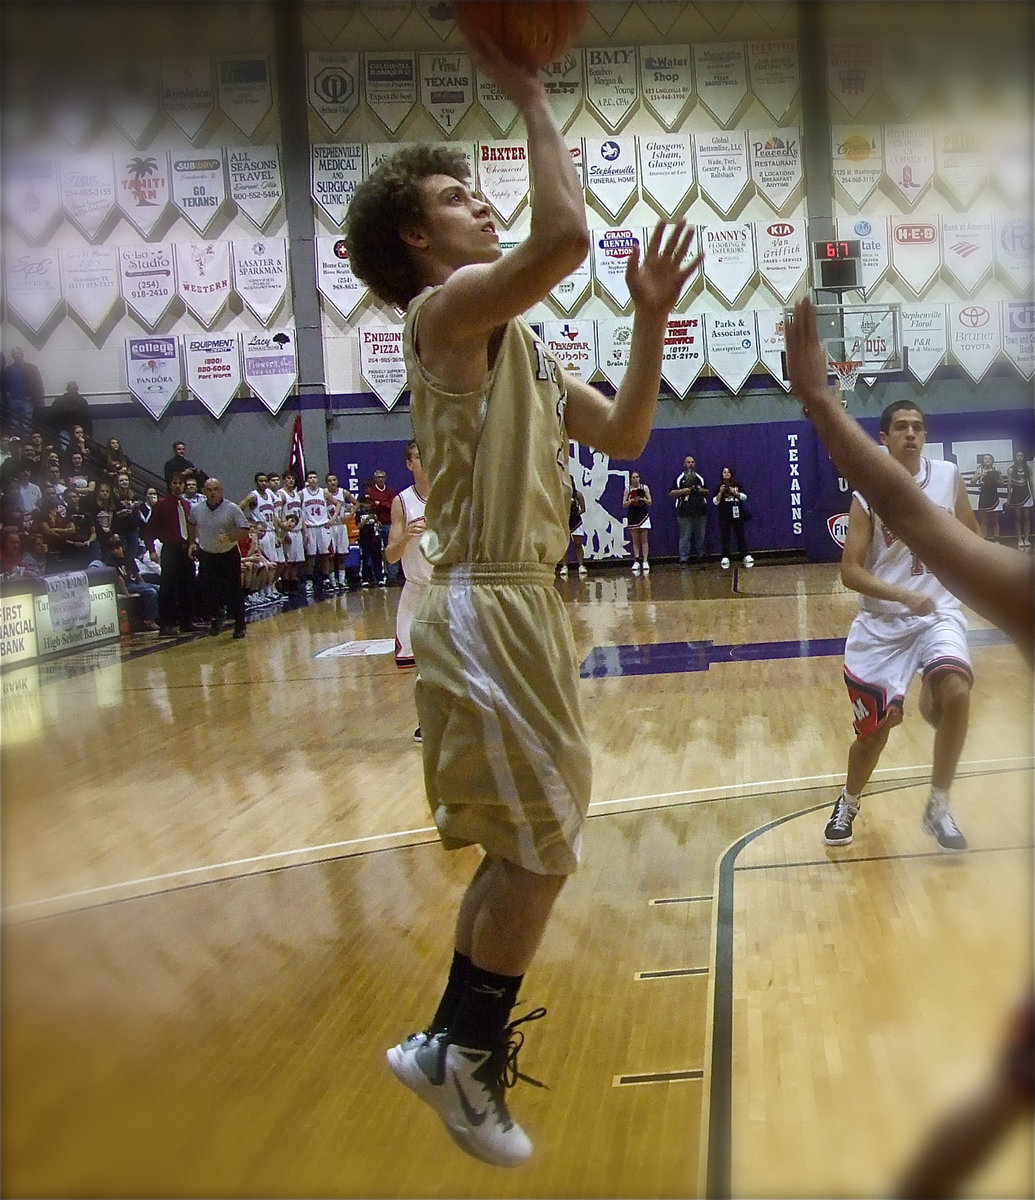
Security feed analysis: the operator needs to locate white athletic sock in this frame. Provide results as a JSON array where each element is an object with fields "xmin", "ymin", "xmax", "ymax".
[
  {"xmin": 844, "ymin": 788, "xmax": 861, "ymax": 807},
  {"xmin": 929, "ymin": 785, "xmax": 950, "ymax": 808}
]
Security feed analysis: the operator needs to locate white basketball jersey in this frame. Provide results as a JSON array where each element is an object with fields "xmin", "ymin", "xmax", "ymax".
[
  {"xmin": 856, "ymin": 456, "xmax": 962, "ymax": 615},
  {"xmin": 301, "ymin": 485, "xmax": 328, "ymax": 527},
  {"xmin": 279, "ymin": 487, "xmax": 302, "ymax": 528},
  {"xmin": 399, "ymin": 485, "xmax": 432, "ymax": 585},
  {"xmin": 256, "ymin": 488, "xmax": 278, "ymax": 528}
]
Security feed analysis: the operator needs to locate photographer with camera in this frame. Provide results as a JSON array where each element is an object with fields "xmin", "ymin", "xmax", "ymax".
[{"xmin": 713, "ymin": 466, "xmax": 753, "ymax": 570}]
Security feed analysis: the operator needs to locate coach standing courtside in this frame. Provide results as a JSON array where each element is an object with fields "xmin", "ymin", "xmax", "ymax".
[
  {"xmin": 188, "ymin": 477, "xmax": 251, "ymax": 640},
  {"xmin": 146, "ymin": 473, "xmax": 195, "ymax": 636}
]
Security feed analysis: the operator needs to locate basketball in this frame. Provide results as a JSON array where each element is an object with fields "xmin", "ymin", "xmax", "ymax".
[{"xmin": 452, "ymin": 1, "xmax": 589, "ymax": 71}]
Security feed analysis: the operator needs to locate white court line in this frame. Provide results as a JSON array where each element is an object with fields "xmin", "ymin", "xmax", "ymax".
[{"xmin": 7, "ymin": 756, "xmax": 1031, "ymax": 919}]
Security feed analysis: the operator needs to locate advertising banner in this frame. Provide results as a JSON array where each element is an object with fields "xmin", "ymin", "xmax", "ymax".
[
  {"xmin": 107, "ymin": 61, "xmax": 161, "ymax": 143},
  {"xmin": 232, "ymin": 238, "xmax": 288, "ymax": 325},
  {"xmin": 357, "ymin": 325, "xmax": 407, "ymax": 409},
  {"xmin": 638, "ymin": 44, "xmax": 693, "ymax": 129},
  {"xmin": 60, "ymin": 153, "xmax": 117, "ymax": 239},
  {"xmin": 661, "ymin": 315, "xmax": 706, "ymax": 396},
  {"xmin": 227, "ymin": 145, "xmax": 283, "ymax": 229},
  {"xmin": 883, "ymin": 124, "xmax": 935, "ymax": 207},
  {"xmin": 418, "ymin": 50, "xmax": 473, "ymax": 134},
  {"xmin": 695, "ymin": 130, "xmax": 750, "ymax": 214},
  {"xmin": 940, "ymin": 216, "xmax": 994, "ymax": 295},
  {"xmin": 755, "ymin": 219, "xmax": 808, "ymax": 302},
  {"xmin": 705, "ymin": 311, "xmax": 758, "ymax": 392},
  {"xmin": 994, "ymin": 215, "xmax": 1034, "ymax": 294},
  {"xmin": 901, "ymin": 303, "xmax": 948, "ymax": 385},
  {"xmin": 175, "ymin": 241, "xmax": 231, "ymax": 326},
  {"xmin": 596, "ymin": 318, "xmax": 635, "ymax": 390},
  {"xmin": 364, "ymin": 51, "xmax": 417, "ymax": 135},
  {"xmin": 474, "ymin": 65, "xmax": 519, "ymax": 135},
  {"xmin": 831, "ymin": 126, "xmax": 882, "ymax": 208},
  {"xmin": 935, "ymin": 127, "xmax": 986, "ymax": 208},
  {"xmin": 837, "ymin": 215, "xmax": 890, "ymax": 295},
  {"xmin": 747, "ymin": 39, "xmax": 799, "ymax": 123},
  {"xmin": 311, "ymin": 143, "xmax": 363, "ymax": 229},
  {"xmin": 477, "ymin": 141, "xmax": 529, "ymax": 226},
  {"xmin": 3, "ymin": 247, "xmax": 63, "ymax": 332},
  {"xmin": 308, "ymin": 51, "xmax": 360, "ymax": 133},
  {"xmin": 755, "ymin": 308, "xmax": 792, "ymax": 391},
  {"xmin": 947, "ymin": 302, "xmax": 1002, "ymax": 383},
  {"xmin": 585, "ymin": 46, "xmax": 639, "ymax": 131},
  {"xmin": 585, "ymin": 136, "xmax": 639, "ymax": 221},
  {"xmin": 170, "ymin": 151, "xmax": 226, "ymax": 235},
  {"xmin": 125, "ymin": 336, "xmax": 182, "ymax": 418},
  {"xmin": 119, "ymin": 243, "xmax": 177, "ymax": 327},
  {"xmin": 1002, "ymin": 300, "xmax": 1034, "ymax": 380},
  {"xmin": 539, "ymin": 51, "xmax": 584, "ymax": 131},
  {"xmin": 703, "ymin": 221, "xmax": 757, "ymax": 305},
  {"xmin": 216, "ymin": 55, "xmax": 273, "ymax": 137},
  {"xmin": 541, "ymin": 320, "xmax": 598, "ymax": 383},
  {"xmin": 826, "ymin": 38, "xmax": 877, "ymax": 117},
  {"xmin": 638, "ymin": 134, "xmax": 694, "ymax": 217},
  {"xmin": 316, "ymin": 236, "xmax": 367, "ymax": 321},
  {"xmin": 185, "ymin": 334, "xmax": 242, "ymax": 417},
  {"xmin": 243, "ymin": 330, "xmax": 298, "ymax": 413},
  {"xmin": 116, "ymin": 150, "xmax": 171, "ymax": 237},
  {"xmin": 890, "ymin": 217, "xmax": 941, "ymax": 296},
  {"xmin": 592, "ymin": 227, "xmax": 643, "ymax": 309},
  {"xmin": 61, "ymin": 245, "xmax": 120, "ymax": 332},
  {"xmin": 693, "ymin": 42, "xmax": 748, "ymax": 126},
  {"xmin": 2, "ymin": 154, "xmax": 62, "ymax": 242},
  {"xmin": 162, "ymin": 56, "xmax": 215, "ymax": 140},
  {"xmin": 749, "ymin": 127, "xmax": 802, "ymax": 210}
]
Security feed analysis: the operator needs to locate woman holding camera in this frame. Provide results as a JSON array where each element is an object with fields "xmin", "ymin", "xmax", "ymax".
[{"xmin": 713, "ymin": 466, "xmax": 753, "ymax": 570}]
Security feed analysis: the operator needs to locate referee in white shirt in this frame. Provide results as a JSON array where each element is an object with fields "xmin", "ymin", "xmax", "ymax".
[{"xmin": 188, "ymin": 477, "xmax": 252, "ymax": 639}]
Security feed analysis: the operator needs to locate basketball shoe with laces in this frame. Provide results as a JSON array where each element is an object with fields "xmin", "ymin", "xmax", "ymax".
[
  {"xmin": 824, "ymin": 789, "xmax": 859, "ymax": 845},
  {"xmin": 922, "ymin": 796, "xmax": 967, "ymax": 852}
]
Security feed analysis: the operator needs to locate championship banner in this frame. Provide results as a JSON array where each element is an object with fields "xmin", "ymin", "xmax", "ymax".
[
  {"xmin": 749, "ymin": 128, "xmax": 802, "ymax": 211},
  {"xmin": 988, "ymin": 122, "xmax": 1031, "ymax": 209},
  {"xmin": 890, "ymin": 217, "xmax": 941, "ymax": 296},
  {"xmin": 61, "ymin": 245, "xmax": 120, "ymax": 333},
  {"xmin": 185, "ymin": 334, "xmax": 242, "ymax": 417},
  {"xmin": 115, "ymin": 150, "xmax": 171, "ymax": 237},
  {"xmin": 308, "ymin": 51, "xmax": 360, "ymax": 133},
  {"xmin": 754, "ymin": 308, "xmax": 792, "ymax": 391},
  {"xmin": 881, "ymin": 39, "xmax": 930, "ymax": 119},
  {"xmin": 638, "ymin": 134, "xmax": 694, "ymax": 218},
  {"xmin": 1002, "ymin": 300, "xmax": 1035, "ymax": 380},
  {"xmin": 303, "ymin": 0, "xmax": 354, "ymax": 41},
  {"xmin": 995, "ymin": 215, "xmax": 1034, "ymax": 295},
  {"xmin": 357, "ymin": 325, "xmax": 407, "ymax": 410},
  {"xmin": 171, "ymin": 152, "xmax": 226, "ymax": 235},
  {"xmin": 596, "ymin": 318, "xmax": 635, "ymax": 390},
  {"xmin": 592, "ymin": 227, "xmax": 644, "ymax": 309},
  {"xmin": 747, "ymin": 40, "xmax": 799, "ymax": 124},
  {"xmin": 3, "ymin": 248, "xmax": 63, "ymax": 332},
  {"xmin": 311, "ymin": 143, "xmax": 363, "ymax": 229},
  {"xmin": 585, "ymin": 47, "xmax": 638, "ymax": 131},
  {"xmin": 539, "ymin": 51, "xmax": 584, "ymax": 131},
  {"xmin": 704, "ymin": 311, "xmax": 759, "ymax": 392},
  {"xmin": 883, "ymin": 125, "xmax": 935, "ymax": 207},
  {"xmin": 836, "ymin": 215, "xmax": 890, "ymax": 294},
  {"xmin": 2, "ymin": 154, "xmax": 61, "ymax": 242},
  {"xmin": 231, "ymin": 238, "xmax": 287, "ymax": 325},
  {"xmin": 125, "ymin": 336, "xmax": 182, "ymax": 419},
  {"xmin": 541, "ymin": 320, "xmax": 598, "ymax": 383},
  {"xmin": 475, "ymin": 65, "xmax": 519, "ymax": 135},
  {"xmin": 825, "ymin": 38, "xmax": 877, "ymax": 117},
  {"xmin": 692, "ymin": 42, "xmax": 748, "ymax": 127},
  {"xmin": 174, "ymin": 242, "xmax": 231, "ymax": 326},
  {"xmin": 584, "ymin": 137, "xmax": 639, "ymax": 221},
  {"xmin": 418, "ymin": 50, "xmax": 474, "ymax": 134},
  {"xmin": 363, "ymin": 51, "xmax": 418, "ymax": 135},
  {"xmin": 940, "ymin": 216, "xmax": 994, "ymax": 295},
  {"xmin": 935, "ymin": 127, "xmax": 986, "ymax": 209},
  {"xmin": 638, "ymin": 44, "xmax": 693, "ymax": 130},
  {"xmin": 661, "ymin": 315, "xmax": 706, "ymax": 396},
  {"xmin": 754, "ymin": 219, "xmax": 807, "ymax": 302},
  {"xmin": 243, "ymin": 330, "xmax": 298, "ymax": 413},
  {"xmin": 162, "ymin": 57, "xmax": 215, "ymax": 140},
  {"xmin": 477, "ymin": 141, "xmax": 530, "ymax": 226},
  {"xmin": 695, "ymin": 130, "xmax": 750, "ymax": 215},
  {"xmin": 702, "ymin": 221, "xmax": 757, "ymax": 306},
  {"xmin": 831, "ymin": 126, "xmax": 882, "ymax": 208},
  {"xmin": 948, "ymin": 302, "xmax": 1002, "ymax": 383},
  {"xmin": 106, "ymin": 60, "xmax": 161, "ymax": 144},
  {"xmin": 361, "ymin": 0, "xmax": 412, "ymax": 40},
  {"xmin": 216, "ymin": 55, "xmax": 273, "ymax": 137},
  {"xmin": 119, "ymin": 244, "xmax": 177, "ymax": 328},
  {"xmin": 316, "ymin": 237, "xmax": 368, "ymax": 321},
  {"xmin": 550, "ymin": 246, "xmax": 593, "ymax": 313},
  {"xmin": 60, "ymin": 153, "xmax": 117, "ymax": 239},
  {"xmin": 227, "ymin": 145, "xmax": 283, "ymax": 229},
  {"xmin": 901, "ymin": 303, "xmax": 948, "ymax": 385}
]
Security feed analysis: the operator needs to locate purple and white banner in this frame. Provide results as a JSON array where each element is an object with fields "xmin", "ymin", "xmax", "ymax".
[
  {"xmin": 170, "ymin": 151, "xmax": 226, "ymax": 235},
  {"xmin": 358, "ymin": 325, "xmax": 407, "ymax": 410},
  {"xmin": 60, "ymin": 153, "xmax": 117, "ymax": 239},
  {"xmin": 364, "ymin": 51, "xmax": 418, "ymax": 135},
  {"xmin": 935, "ymin": 127, "xmax": 986, "ymax": 208},
  {"xmin": 316, "ymin": 237, "xmax": 368, "ymax": 321},
  {"xmin": 475, "ymin": 64, "xmax": 519, "ymax": 135},
  {"xmin": 593, "ymin": 227, "xmax": 642, "ymax": 309},
  {"xmin": 175, "ymin": 242, "xmax": 231, "ymax": 326},
  {"xmin": 477, "ymin": 141, "xmax": 529, "ymax": 226},
  {"xmin": 703, "ymin": 221, "xmax": 756, "ymax": 306},
  {"xmin": 125, "ymin": 336, "xmax": 182, "ymax": 419},
  {"xmin": 243, "ymin": 329, "xmax": 298, "ymax": 413},
  {"xmin": 585, "ymin": 46, "xmax": 639, "ymax": 131},
  {"xmin": 542, "ymin": 320, "xmax": 598, "ymax": 383},
  {"xmin": 2, "ymin": 154, "xmax": 61, "ymax": 242},
  {"xmin": 107, "ymin": 60, "xmax": 161, "ymax": 144},
  {"xmin": 695, "ymin": 130, "xmax": 750, "ymax": 214},
  {"xmin": 596, "ymin": 318, "xmax": 635, "ymax": 390},
  {"xmin": 216, "ymin": 55, "xmax": 273, "ymax": 137},
  {"xmin": 826, "ymin": 38, "xmax": 877, "ymax": 117},
  {"xmin": 539, "ymin": 51, "xmax": 584, "ymax": 131},
  {"xmin": 995, "ymin": 215, "xmax": 1034, "ymax": 295},
  {"xmin": 119, "ymin": 243, "xmax": 177, "ymax": 328},
  {"xmin": 705, "ymin": 311, "xmax": 759, "ymax": 392},
  {"xmin": 947, "ymin": 301, "xmax": 1002, "ymax": 383},
  {"xmin": 185, "ymin": 334, "xmax": 242, "ymax": 417},
  {"xmin": 883, "ymin": 124, "xmax": 934, "ymax": 207},
  {"xmin": 661, "ymin": 315, "xmax": 706, "ymax": 396},
  {"xmin": 755, "ymin": 308, "xmax": 792, "ymax": 391},
  {"xmin": 1002, "ymin": 300, "xmax": 1035, "ymax": 380},
  {"xmin": 308, "ymin": 51, "xmax": 360, "ymax": 133},
  {"xmin": 940, "ymin": 216, "xmax": 994, "ymax": 295},
  {"xmin": 232, "ymin": 238, "xmax": 288, "ymax": 325},
  {"xmin": 747, "ymin": 39, "xmax": 799, "ymax": 124},
  {"xmin": 638, "ymin": 44, "xmax": 693, "ymax": 129},
  {"xmin": 311, "ymin": 143, "xmax": 363, "ymax": 229},
  {"xmin": 901, "ymin": 303, "xmax": 947, "ymax": 385},
  {"xmin": 693, "ymin": 42, "xmax": 748, "ymax": 127},
  {"xmin": 755, "ymin": 219, "xmax": 807, "ymax": 302},
  {"xmin": 162, "ymin": 57, "xmax": 215, "ymax": 140},
  {"xmin": 585, "ymin": 136, "xmax": 639, "ymax": 221},
  {"xmin": 837, "ymin": 215, "xmax": 890, "ymax": 295},
  {"xmin": 749, "ymin": 127, "xmax": 802, "ymax": 210},
  {"xmin": 227, "ymin": 145, "xmax": 283, "ymax": 229},
  {"xmin": 116, "ymin": 150, "xmax": 171, "ymax": 237},
  {"xmin": 3, "ymin": 247, "xmax": 63, "ymax": 332},
  {"xmin": 61, "ymin": 245, "xmax": 120, "ymax": 332},
  {"xmin": 638, "ymin": 134, "xmax": 694, "ymax": 217},
  {"xmin": 890, "ymin": 217, "xmax": 941, "ymax": 296},
  {"xmin": 418, "ymin": 50, "xmax": 474, "ymax": 134},
  {"xmin": 831, "ymin": 126, "xmax": 882, "ymax": 208}
]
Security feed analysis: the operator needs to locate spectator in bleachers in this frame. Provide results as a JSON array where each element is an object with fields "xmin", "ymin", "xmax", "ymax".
[
  {"xmin": 62, "ymin": 491, "xmax": 96, "ymax": 568},
  {"xmin": 101, "ymin": 436, "xmax": 130, "ymax": 483},
  {"xmin": 10, "ymin": 455, "xmax": 42, "ymax": 520},
  {"xmin": 1, "ymin": 526, "xmax": 28, "ymax": 577},
  {"xmin": 65, "ymin": 449, "xmax": 96, "ymax": 501},
  {"xmin": 104, "ymin": 533, "xmax": 160, "ymax": 632},
  {"xmin": 46, "ymin": 380, "xmax": 93, "ymax": 449},
  {"xmin": 163, "ymin": 440, "xmax": 207, "ymax": 487},
  {"xmin": 182, "ymin": 471, "xmax": 203, "ymax": 510},
  {"xmin": 20, "ymin": 531, "xmax": 49, "ymax": 576},
  {"xmin": 88, "ymin": 480, "xmax": 115, "ymax": 559},
  {"xmin": 1, "ymin": 348, "xmax": 45, "ymax": 429}
]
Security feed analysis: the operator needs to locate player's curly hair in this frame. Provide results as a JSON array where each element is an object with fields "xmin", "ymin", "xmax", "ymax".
[{"xmin": 344, "ymin": 144, "xmax": 471, "ymax": 311}]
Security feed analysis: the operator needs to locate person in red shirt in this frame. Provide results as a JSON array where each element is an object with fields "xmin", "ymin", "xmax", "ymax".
[{"xmin": 365, "ymin": 467, "xmax": 399, "ymax": 584}]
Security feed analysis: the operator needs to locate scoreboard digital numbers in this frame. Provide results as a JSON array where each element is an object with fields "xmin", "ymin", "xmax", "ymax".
[{"xmin": 812, "ymin": 239, "xmax": 863, "ymax": 291}]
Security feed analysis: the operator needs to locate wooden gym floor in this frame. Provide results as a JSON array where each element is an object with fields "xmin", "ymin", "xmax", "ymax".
[{"xmin": 2, "ymin": 561, "xmax": 1031, "ymax": 1198}]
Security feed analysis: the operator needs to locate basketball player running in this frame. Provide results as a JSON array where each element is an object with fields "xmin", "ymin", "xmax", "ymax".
[
  {"xmin": 345, "ymin": 27, "xmax": 700, "ymax": 1169},
  {"xmin": 383, "ymin": 440, "xmax": 431, "ymax": 741},
  {"xmin": 813, "ymin": 392, "xmax": 981, "ymax": 851}
]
